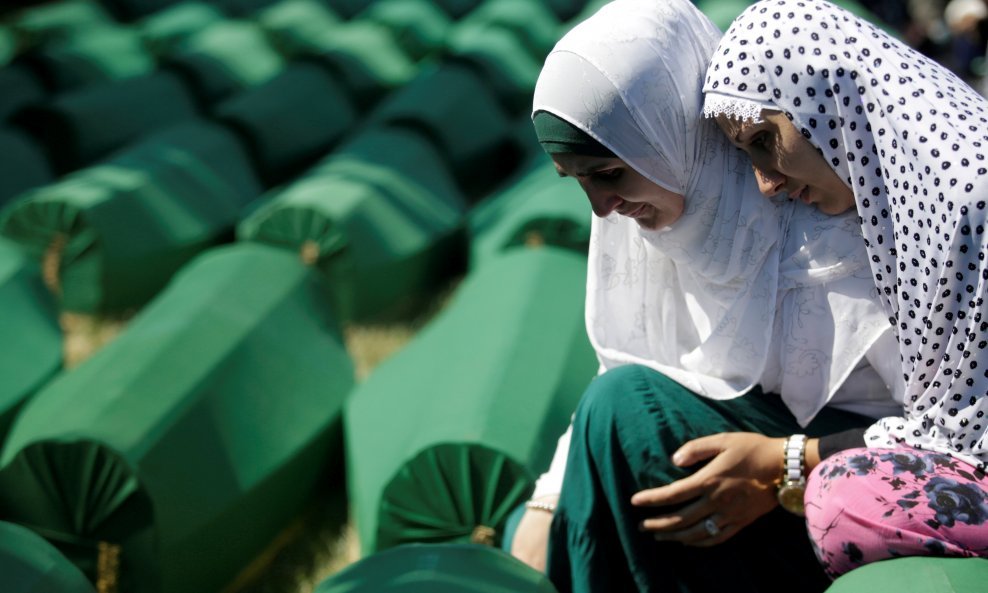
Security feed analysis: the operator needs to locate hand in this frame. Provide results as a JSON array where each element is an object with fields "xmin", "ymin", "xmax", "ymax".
[
  {"xmin": 630, "ymin": 432, "xmax": 783, "ymax": 547},
  {"xmin": 510, "ymin": 495, "xmax": 559, "ymax": 572}
]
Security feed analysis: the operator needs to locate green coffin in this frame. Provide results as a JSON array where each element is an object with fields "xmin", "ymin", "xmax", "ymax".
[
  {"xmin": 215, "ymin": 61, "xmax": 358, "ymax": 186},
  {"xmin": 0, "ymin": 521, "xmax": 95, "ymax": 593},
  {"xmin": 20, "ymin": 25, "xmax": 155, "ymax": 92},
  {"xmin": 445, "ymin": 24, "xmax": 541, "ymax": 115},
  {"xmin": 255, "ymin": 0, "xmax": 341, "ymax": 54},
  {"xmin": 239, "ymin": 125, "xmax": 468, "ymax": 322},
  {"xmin": 0, "ymin": 242, "xmax": 355, "ymax": 593},
  {"xmin": 0, "ymin": 64, "xmax": 46, "ymax": 123},
  {"xmin": 544, "ymin": 0, "xmax": 589, "ymax": 21},
  {"xmin": 826, "ymin": 557, "xmax": 988, "ymax": 593},
  {"xmin": 469, "ymin": 156, "xmax": 591, "ymax": 266},
  {"xmin": 0, "ymin": 239, "xmax": 61, "ymax": 445},
  {"xmin": 137, "ymin": 2, "xmax": 227, "ymax": 56},
  {"xmin": 11, "ymin": 0, "xmax": 115, "ymax": 46},
  {"xmin": 345, "ymin": 247, "xmax": 596, "ymax": 554},
  {"xmin": 368, "ymin": 61, "xmax": 524, "ymax": 197},
  {"xmin": 315, "ymin": 544, "xmax": 559, "ymax": 592},
  {"xmin": 455, "ymin": 0, "xmax": 560, "ymax": 61},
  {"xmin": 0, "ymin": 129, "xmax": 52, "ymax": 208},
  {"xmin": 13, "ymin": 70, "xmax": 199, "ymax": 174},
  {"xmin": 162, "ymin": 20, "xmax": 285, "ymax": 105},
  {"xmin": 432, "ymin": 0, "xmax": 483, "ymax": 20},
  {"xmin": 291, "ymin": 21, "xmax": 418, "ymax": 110},
  {"xmin": 359, "ymin": 0, "xmax": 452, "ymax": 61},
  {"xmin": 0, "ymin": 120, "xmax": 261, "ymax": 314}
]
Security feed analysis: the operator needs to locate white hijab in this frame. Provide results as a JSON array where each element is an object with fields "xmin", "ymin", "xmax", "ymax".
[
  {"xmin": 703, "ymin": 0, "xmax": 988, "ymax": 467},
  {"xmin": 533, "ymin": 0, "xmax": 896, "ymax": 426}
]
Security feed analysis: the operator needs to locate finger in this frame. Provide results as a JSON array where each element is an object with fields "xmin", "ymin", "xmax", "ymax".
[
  {"xmin": 639, "ymin": 499, "xmax": 712, "ymax": 533},
  {"xmin": 653, "ymin": 514, "xmax": 725, "ymax": 546},
  {"xmin": 671, "ymin": 434, "xmax": 728, "ymax": 467},
  {"xmin": 631, "ymin": 473, "xmax": 708, "ymax": 507},
  {"xmin": 689, "ymin": 521, "xmax": 741, "ymax": 548}
]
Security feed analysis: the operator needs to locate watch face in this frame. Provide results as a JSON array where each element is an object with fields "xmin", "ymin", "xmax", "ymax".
[{"xmin": 777, "ymin": 483, "xmax": 806, "ymax": 516}]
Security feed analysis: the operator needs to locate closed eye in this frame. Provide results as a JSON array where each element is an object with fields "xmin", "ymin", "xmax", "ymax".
[{"xmin": 593, "ymin": 168, "xmax": 622, "ymax": 181}]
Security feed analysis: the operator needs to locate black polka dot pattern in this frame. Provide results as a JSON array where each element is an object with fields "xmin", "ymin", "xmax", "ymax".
[{"xmin": 703, "ymin": 0, "xmax": 988, "ymax": 467}]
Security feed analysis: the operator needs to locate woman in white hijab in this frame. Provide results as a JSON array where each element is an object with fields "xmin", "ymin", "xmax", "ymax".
[
  {"xmin": 703, "ymin": 0, "xmax": 988, "ymax": 577},
  {"xmin": 520, "ymin": 0, "xmax": 906, "ymax": 591}
]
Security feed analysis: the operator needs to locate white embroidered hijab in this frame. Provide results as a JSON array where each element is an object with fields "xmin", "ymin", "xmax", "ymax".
[
  {"xmin": 703, "ymin": 0, "xmax": 988, "ymax": 466},
  {"xmin": 533, "ymin": 0, "xmax": 895, "ymax": 426}
]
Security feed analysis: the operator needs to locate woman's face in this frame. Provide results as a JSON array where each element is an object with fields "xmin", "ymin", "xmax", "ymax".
[
  {"xmin": 715, "ymin": 110, "xmax": 856, "ymax": 215},
  {"xmin": 551, "ymin": 153, "xmax": 685, "ymax": 231}
]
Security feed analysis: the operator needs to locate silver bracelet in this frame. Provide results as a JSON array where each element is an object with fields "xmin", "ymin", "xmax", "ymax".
[{"xmin": 525, "ymin": 500, "xmax": 557, "ymax": 513}]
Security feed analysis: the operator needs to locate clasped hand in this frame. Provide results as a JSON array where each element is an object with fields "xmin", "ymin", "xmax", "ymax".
[{"xmin": 631, "ymin": 432, "xmax": 784, "ymax": 546}]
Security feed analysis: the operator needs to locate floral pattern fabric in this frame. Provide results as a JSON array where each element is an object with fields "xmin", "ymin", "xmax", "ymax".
[{"xmin": 806, "ymin": 447, "xmax": 988, "ymax": 578}]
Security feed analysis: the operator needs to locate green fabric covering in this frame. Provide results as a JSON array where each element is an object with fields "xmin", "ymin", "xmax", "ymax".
[
  {"xmin": 345, "ymin": 247, "xmax": 597, "ymax": 553},
  {"xmin": 11, "ymin": 0, "xmax": 115, "ymax": 46},
  {"xmin": 0, "ymin": 242, "xmax": 355, "ymax": 593},
  {"xmin": 0, "ymin": 65, "xmax": 46, "ymax": 123},
  {"xmin": 445, "ymin": 24, "xmax": 540, "ymax": 115},
  {"xmin": 163, "ymin": 20, "xmax": 285, "ymax": 105},
  {"xmin": 239, "ymin": 126, "xmax": 468, "ymax": 322},
  {"xmin": 21, "ymin": 25, "xmax": 155, "ymax": 92},
  {"xmin": 469, "ymin": 155, "xmax": 590, "ymax": 265},
  {"xmin": 255, "ymin": 0, "xmax": 341, "ymax": 54},
  {"xmin": 0, "ymin": 521, "xmax": 95, "ymax": 593},
  {"xmin": 532, "ymin": 110, "xmax": 614, "ymax": 157},
  {"xmin": 325, "ymin": 0, "xmax": 376, "ymax": 20},
  {"xmin": 544, "ymin": 0, "xmax": 589, "ymax": 21},
  {"xmin": 13, "ymin": 71, "xmax": 199, "ymax": 174},
  {"xmin": 216, "ymin": 61, "xmax": 357, "ymax": 186},
  {"xmin": 0, "ymin": 239, "xmax": 61, "ymax": 445},
  {"xmin": 432, "ymin": 0, "xmax": 483, "ymax": 20},
  {"xmin": 0, "ymin": 26, "xmax": 15, "ymax": 67},
  {"xmin": 291, "ymin": 22, "xmax": 417, "ymax": 110},
  {"xmin": 455, "ymin": 0, "xmax": 560, "ymax": 61},
  {"xmin": 359, "ymin": 0, "xmax": 451, "ymax": 61},
  {"xmin": 369, "ymin": 62, "xmax": 523, "ymax": 197},
  {"xmin": 560, "ymin": 0, "xmax": 607, "ymax": 34},
  {"xmin": 0, "ymin": 120, "xmax": 261, "ymax": 313},
  {"xmin": 100, "ymin": 0, "xmax": 189, "ymax": 22},
  {"xmin": 0, "ymin": 129, "xmax": 52, "ymax": 208},
  {"xmin": 138, "ymin": 1, "xmax": 227, "ymax": 57},
  {"xmin": 826, "ymin": 557, "xmax": 988, "ymax": 593},
  {"xmin": 315, "ymin": 544, "xmax": 559, "ymax": 592}
]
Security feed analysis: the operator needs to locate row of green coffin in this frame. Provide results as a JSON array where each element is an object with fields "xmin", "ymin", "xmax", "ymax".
[
  {"xmin": 0, "ymin": 99, "xmax": 584, "ymax": 318},
  {"xmin": 2, "ymin": 0, "xmax": 579, "ymax": 124},
  {"xmin": 0, "ymin": 143, "xmax": 589, "ymax": 454},
  {"xmin": 0, "ymin": 241, "xmax": 595, "ymax": 592},
  {"xmin": 5, "ymin": 516, "xmax": 988, "ymax": 593},
  {"xmin": 2, "ymin": 0, "xmax": 548, "ymax": 191}
]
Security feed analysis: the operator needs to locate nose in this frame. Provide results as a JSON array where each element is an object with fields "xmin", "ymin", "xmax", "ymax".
[
  {"xmin": 752, "ymin": 164, "xmax": 785, "ymax": 197},
  {"xmin": 582, "ymin": 182, "xmax": 623, "ymax": 217}
]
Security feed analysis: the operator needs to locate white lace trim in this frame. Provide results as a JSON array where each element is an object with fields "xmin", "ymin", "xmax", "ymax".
[{"xmin": 702, "ymin": 93, "xmax": 775, "ymax": 123}]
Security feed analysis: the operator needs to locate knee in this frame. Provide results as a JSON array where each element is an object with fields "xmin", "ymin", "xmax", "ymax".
[{"xmin": 574, "ymin": 364, "xmax": 651, "ymax": 426}]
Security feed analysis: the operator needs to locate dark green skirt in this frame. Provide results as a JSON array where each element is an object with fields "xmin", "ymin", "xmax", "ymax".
[{"xmin": 547, "ymin": 364, "xmax": 873, "ymax": 593}]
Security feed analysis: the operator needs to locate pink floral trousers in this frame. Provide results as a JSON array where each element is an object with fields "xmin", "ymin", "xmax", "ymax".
[{"xmin": 805, "ymin": 447, "xmax": 988, "ymax": 578}]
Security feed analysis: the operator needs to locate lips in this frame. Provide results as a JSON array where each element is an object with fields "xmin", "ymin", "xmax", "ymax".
[{"xmin": 789, "ymin": 186, "xmax": 810, "ymax": 203}]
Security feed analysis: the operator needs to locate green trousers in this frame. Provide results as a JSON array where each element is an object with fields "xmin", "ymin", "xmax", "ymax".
[{"xmin": 547, "ymin": 364, "xmax": 873, "ymax": 593}]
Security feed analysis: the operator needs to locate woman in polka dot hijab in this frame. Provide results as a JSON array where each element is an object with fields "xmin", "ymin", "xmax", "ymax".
[{"xmin": 703, "ymin": 0, "xmax": 988, "ymax": 573}]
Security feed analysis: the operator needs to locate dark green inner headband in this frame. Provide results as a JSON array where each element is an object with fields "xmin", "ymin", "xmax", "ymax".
[{"xmin": 532, "ymin": 111, "xmax": 616, "ymax": 157}]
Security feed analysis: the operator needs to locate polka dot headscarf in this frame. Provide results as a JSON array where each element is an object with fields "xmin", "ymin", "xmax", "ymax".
[{"xmin": 703, "ymin": 0, "xmax": 988, "ymax": 467}]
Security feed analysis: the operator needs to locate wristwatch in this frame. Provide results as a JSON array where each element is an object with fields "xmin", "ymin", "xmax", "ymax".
[{"xmin": 776, "ymin": 434, "xmax": 807, "ymax": 516}]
